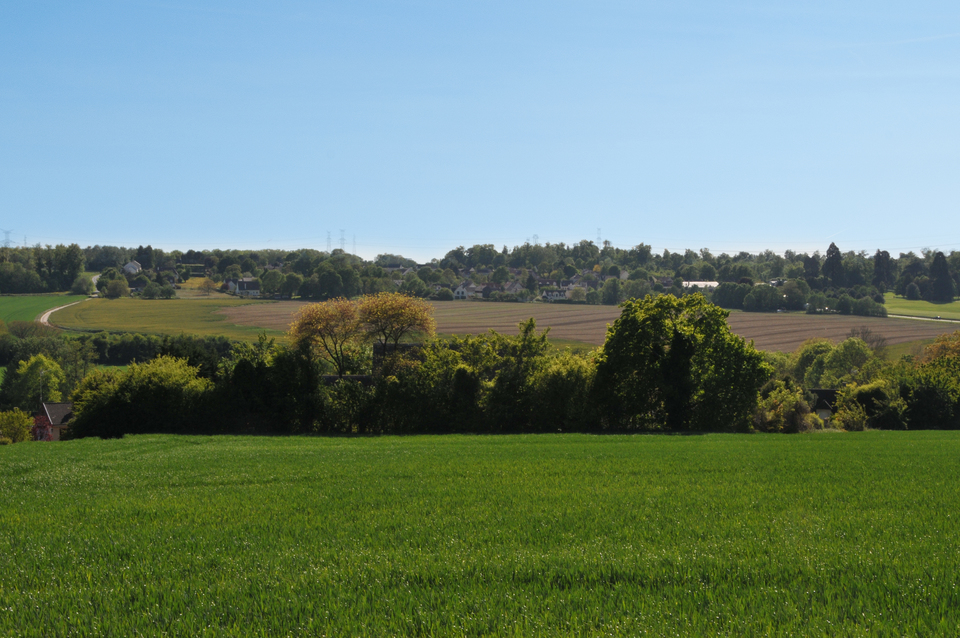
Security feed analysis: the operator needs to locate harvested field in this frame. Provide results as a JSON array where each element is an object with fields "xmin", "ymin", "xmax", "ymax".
[
  {"xmin": 724, "ymin": 311, "xmax": 955, "ymax": 351},
  {"xmin": 220, "ymin": 301, "xmax": 959, "ymax": 352}
]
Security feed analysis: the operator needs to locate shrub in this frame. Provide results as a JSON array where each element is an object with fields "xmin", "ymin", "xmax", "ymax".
[
  {"xmin": 528, "ymin": 351, "xmax": 597, "ymax": 431},
  {"xmin": 70, "ymin": 275, "xmax": 95, "ymax": 296},
  {"xmin": 141, "ymin": 282, "xmax": 162, "ymax": 299},
  {"xmin": 104, "ymin": 278, "xmax": 130, "ymax": 299},
  {"xmin": 70, "ymin": 357, "xmax": 214, "ymax": 438},
  {"xmin": 754, "ymin": 380, "xmax": 821, "ymax": 433},
  {"xmin": 0, "ymin": 408, "xmax": 34, "ymax": 442}
]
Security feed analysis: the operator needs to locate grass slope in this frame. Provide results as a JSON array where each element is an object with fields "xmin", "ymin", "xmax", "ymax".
[
  {"xmin": 48, "ymin": 296, "xmax": 284, "ymax": 341},
  {"xmin": 884, "ymin": 293, "xmax": 960, "ymax": 321},
  {"xmin": 1, "ymin": 433, "xmax": 958, "ymax": 636},
  {"xmin": 0, "ymin": 294, "xmax": 72, "ymax": 323}
]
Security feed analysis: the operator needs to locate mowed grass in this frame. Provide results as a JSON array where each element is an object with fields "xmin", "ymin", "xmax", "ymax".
[
  {"xmin": 884, "ymin": 293, "xmax": 960, "ymax": 321},
  {"xmin": 48, "ymin": 296, "xmax": 286, "ymax": 342},
  {"xmin": 0, "ymin": 294, "xmax": 73, "ymax": 323},
  {"xmin": 1, "ymin": 433, "xmax": 959, "ymax": 636},
  {"xmin": 221, "ymin": 300, "xmax": 957, "ymax": 352}
]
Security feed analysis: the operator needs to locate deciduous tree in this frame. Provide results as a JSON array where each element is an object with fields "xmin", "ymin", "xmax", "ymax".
[
  {"xmin": 594, "ymin": 293, "xmax": 770, "ymax": 431},
  {"xmin": 1, "ymin": 354, "xmax": 65, "ymax": 412},
  {"xmin": 359, "ymin": 292, "xmax": 436, "ymax": 349},
  {"xmin": 289, "ymin": 298, "xmax": 364, "ymax": 377},
  {"xmin": 260, "ymin": 269, "xmax": 284, "ymax": 295},
  {"xmin": 0, "ymin": 409, "xmax": 34, "ymax": 442}
]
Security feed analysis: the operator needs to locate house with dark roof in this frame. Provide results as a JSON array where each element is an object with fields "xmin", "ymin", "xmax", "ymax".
[
  {"xmin": 40, "ymin": 402, "xmax": 74, "ymax": 441},
  {"xmin": 236, "ymin": 278, "xmax": 261, "ymax": 297}
]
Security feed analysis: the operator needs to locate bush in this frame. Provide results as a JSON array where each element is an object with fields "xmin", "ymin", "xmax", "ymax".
[
  {"xmin": 104, "ymin": 278, "xmax": 130, "ymax": 299},
  {"xmin": 528, "ymin": 351, "xmax": 597, "ymax": 431},
  {"xmin": 0, "ymin": 408, "xmax": 34, "ymax": 442},
  {"xmin": 70, "ymin": 275, "xmax": 95, "ymax": 296},
  {"xmin": 70, "ymin": 357, "xmax": 214, "ymax": 438},
  {"xmin": 141, "ymin": 282, "xmax": 162, "ymax": 299}
]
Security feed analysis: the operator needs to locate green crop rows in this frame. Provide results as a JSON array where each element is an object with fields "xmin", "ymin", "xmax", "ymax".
[{"xmin": 1, "ymin": 432, "xmax": 958, "ymax": 636}]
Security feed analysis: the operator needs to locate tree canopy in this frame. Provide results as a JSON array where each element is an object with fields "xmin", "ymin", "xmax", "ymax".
[
  {"xmin": 289, "ymin": 298, "xmax": 363, "ymax": 377},
  {"xmin": 594, "ymin": 293, "xmax": 770, "ymax": 431},
  {"xmin": 359, "ymin": 292, "xmax": 436, "ymax": 348}
]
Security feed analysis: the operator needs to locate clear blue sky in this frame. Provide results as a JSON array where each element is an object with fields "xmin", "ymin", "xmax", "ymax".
[{"xmin": 2, "ymin": 1, "xmax": 958, "ymax": 262}]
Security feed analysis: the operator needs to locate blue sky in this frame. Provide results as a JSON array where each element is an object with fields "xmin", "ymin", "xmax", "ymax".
[{"xmin": 2, "ymin": 1, "xmax": 958, "ymax": 262}]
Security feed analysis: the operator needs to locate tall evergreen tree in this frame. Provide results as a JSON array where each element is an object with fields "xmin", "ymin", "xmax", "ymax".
[
  {"xmin": 822, "ymin": 242, "xmax": 845, "ymax": 287},
  {"xmin": 872, "ymin": 250, "xmax": 894, "ymax": 288},
  {"xmin": 928, "ymin": 252, "xmax": 956, "ymax": 302}
]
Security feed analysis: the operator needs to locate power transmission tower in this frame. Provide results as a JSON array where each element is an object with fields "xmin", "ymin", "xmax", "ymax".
[
  {"xmin": 339, "ymin": 229, "xmax": 345, "ymax": 252},
  {"xmin": 532, "ymin": 234, "xmax": 539, "ymax": 246},
  {"xmin": 596, "ymin": 228, "xmax": 601, "ymax": 245},
  {"xmin": 0, "ymin": 229, "xmax": 12, "ymax": 248},
  {"xmin": 327, "ymin": 232, "xmax": 332, "ymax": 253}
]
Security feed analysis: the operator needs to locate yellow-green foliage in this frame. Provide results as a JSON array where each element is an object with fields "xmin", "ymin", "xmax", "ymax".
[
  {"xmin": 70, "ymin": 357, "xmax": 213, "ymax": 438},
  {"xmin": 833, "ymin": 379, "xmax": 908, "ymax": 431},
  {"xmin": 755, "ymin": 380, "xmax": 822, "ymax": 433},
  {"xmin": 529, "ymin": 350, "xmax": 596, "ymax": 430},
  {"xmin": 795, "ymin": 337, "xmax": 883, "ymax": 389},
  {"xmin": 0, "ymin": 408, "xmax": 33, "ymax": 443},
  {"xmin": 4, "ymin": 355, "xmax": 64, "ymax": 411}
]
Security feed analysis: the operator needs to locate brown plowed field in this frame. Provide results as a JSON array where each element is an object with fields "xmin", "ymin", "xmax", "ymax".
[{"xmin": 218, "ymin": 301, "xmax": 958, "ymax": 352}]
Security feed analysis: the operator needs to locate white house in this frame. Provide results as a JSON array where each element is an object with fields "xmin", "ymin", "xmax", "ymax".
[
  {"xmin": 453, "ymin": 282, "xmax": 480, "ymax": 299},
  {"xmin": 123, "ymin": 260, "xmax": 142, "ymax": 275}
]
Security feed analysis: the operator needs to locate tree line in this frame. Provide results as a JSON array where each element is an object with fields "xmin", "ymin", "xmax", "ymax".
[
  {"xmin": 3, "ymin": 291, "xmax": 958, "ymax": 444},
  {"xmin": 7, "ymin": 241, "xmax": 955, "ymax": 314}
]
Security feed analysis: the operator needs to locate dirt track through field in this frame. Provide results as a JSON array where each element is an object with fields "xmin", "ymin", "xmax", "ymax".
[{"xmin": 220, "ymin": 301, "xmax": 958, "ymax": 352}]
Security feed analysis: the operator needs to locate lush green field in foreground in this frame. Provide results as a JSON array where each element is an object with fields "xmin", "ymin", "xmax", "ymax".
[{"xmin": 1, "ymin": 433, "xmax": 958, "ymax": 637}]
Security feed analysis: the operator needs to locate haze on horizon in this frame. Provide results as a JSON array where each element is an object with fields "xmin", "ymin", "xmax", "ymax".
[{"xmin": 2, "ymin": 1, "xmax": 958, "ymax": 263}]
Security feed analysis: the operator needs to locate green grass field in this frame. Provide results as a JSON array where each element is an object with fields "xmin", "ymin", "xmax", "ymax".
[
  {"xmin": 1, "ymin": 432, "xmax": 958, "ymax": 636},
  {"xmin": 884, "ymin": 293, "xmax": 960, "ymax": 321},
  {"xmin": 0, "ymin": 294, "xmax": 73, "ymax": 323},
  {"xmin": 48, "ymin": 296, "xmax": 285, "ymax": 342}
]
